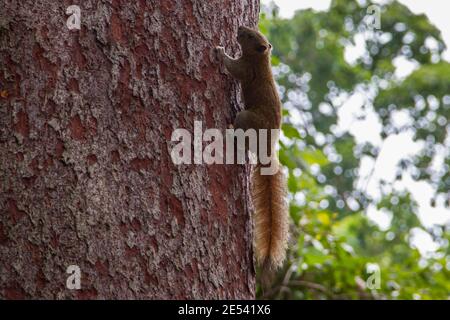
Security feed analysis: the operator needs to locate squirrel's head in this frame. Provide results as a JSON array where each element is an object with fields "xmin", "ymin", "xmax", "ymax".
[{"xmin": 237, "ymin": 26, "xmax": 272, "ymax": 57}]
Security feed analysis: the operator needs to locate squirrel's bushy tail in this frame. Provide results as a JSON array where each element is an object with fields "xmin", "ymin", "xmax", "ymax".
[{"xmin": 251, "ymin": 158, "xmax": 289, "ymax": 281}]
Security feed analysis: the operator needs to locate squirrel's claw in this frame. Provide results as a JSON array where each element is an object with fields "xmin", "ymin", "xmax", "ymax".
[{"xmin": 215, "ymin": 46, "xmax": 225, "ymax": 60}]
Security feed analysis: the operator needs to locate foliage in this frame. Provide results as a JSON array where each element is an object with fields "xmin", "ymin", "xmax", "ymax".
[{"xmin": 259, "ymin": 0, "xmax": 450, "ymax": 299}]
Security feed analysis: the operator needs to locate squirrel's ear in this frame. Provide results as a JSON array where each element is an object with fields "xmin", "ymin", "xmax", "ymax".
[{"xmin": 269, "ymin": 43, "xmax": 272, "ymax": 50}]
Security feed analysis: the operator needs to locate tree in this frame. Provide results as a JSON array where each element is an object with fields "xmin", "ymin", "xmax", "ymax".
[
  {"xmin": 260, "ymin": 0, "xmax": 450, "ymax": 299},
  {"xmin": 0, "ymin": 0, "xmax": 259, "ymax": 299}
]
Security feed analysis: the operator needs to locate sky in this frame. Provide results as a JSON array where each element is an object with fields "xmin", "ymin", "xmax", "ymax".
[{"xmin": 261, "ymin": 0, "xmax": 450, "ymax": 253}]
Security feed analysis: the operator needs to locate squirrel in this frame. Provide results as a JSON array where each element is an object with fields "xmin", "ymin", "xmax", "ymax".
[{"xmin": 215, "ymin": 26, "xmax": 289, "ymax": 284}]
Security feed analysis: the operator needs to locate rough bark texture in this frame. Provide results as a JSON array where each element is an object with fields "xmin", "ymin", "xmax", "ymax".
[{"xmin": 0, "ymin": 0, "xmax": 259, "ymax": 299}]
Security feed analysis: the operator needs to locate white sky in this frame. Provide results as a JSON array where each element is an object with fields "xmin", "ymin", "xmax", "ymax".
[{"xmin": 262, "ymin": 0, "xmax": 450, "ymax": 253}]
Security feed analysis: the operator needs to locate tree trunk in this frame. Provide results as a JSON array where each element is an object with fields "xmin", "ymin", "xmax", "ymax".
[{"xmin": 0, "ymin": 0, "xmax": 259, "ymax": 299}]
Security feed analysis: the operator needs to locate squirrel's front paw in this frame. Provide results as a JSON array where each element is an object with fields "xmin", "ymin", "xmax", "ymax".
[{"xmin": 215, "ymin": 46, "xmax": 225, "ymax": 61}]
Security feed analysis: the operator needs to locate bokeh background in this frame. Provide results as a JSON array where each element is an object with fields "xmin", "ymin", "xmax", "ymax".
[{"xmin": 258, "ymin": 0, "xmax": 450, "ymax": 299}]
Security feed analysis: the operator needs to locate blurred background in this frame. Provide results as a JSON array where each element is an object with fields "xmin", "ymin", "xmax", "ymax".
[{"xmin": 258, "ymin": 0, "xmax": 450, "ymax": 299}]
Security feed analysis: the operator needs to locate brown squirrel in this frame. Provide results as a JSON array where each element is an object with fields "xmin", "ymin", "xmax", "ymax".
[{"xmin": 216, "ymin": 26, "xmax": 289, "ymax": 281}]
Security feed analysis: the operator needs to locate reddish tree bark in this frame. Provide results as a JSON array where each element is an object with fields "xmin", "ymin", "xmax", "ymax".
[{"xmin": 0, "ymin": 0, "xmax": 259, "ymax": 299}]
